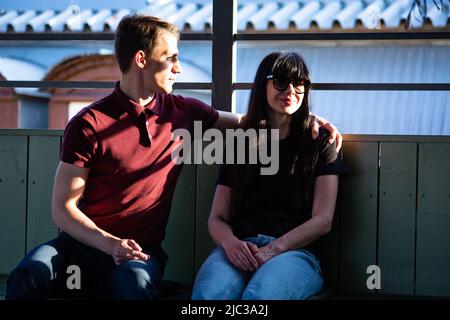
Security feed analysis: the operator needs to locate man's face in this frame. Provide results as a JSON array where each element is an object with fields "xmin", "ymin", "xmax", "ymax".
[{"xmin": 145, "ymin": 31, "xmax": 181, "ymax": 94}]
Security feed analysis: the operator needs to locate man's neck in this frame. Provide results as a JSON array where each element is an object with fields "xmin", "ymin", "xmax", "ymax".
[{"xmin": 120, "ymin": 74, "xmax": 155, "ymax": 107}]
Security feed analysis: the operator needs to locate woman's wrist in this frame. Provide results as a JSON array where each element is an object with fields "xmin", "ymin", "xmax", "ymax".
[
  {"xmin": 270, "ymin": 237, "xmax": 288, "ymax": 255},
  {"xmin": 219, "ymin": 234, "xmax": 238, "ymax": 250}
]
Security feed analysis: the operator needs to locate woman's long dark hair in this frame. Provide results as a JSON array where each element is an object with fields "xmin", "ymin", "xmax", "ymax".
[{"xmin": 231, "ymin": 51, "xmax": 321, "ymax": 221}]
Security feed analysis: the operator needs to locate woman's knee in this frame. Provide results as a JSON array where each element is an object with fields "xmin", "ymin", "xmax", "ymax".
[
  {"xmin": 241, "ymin": 287, "xmax": 267, "ymax": 300},
  {"xmin": 241, "ymin": 281, "xmax": 322, "ymax": 300},
  {"xmin": 192, "ymin": 250, "xmax": 249, "ymax": 300},
  {"xmin": 191, "ymin": 286, "xmax": 225, "ymax": 300},
  {"xmin": 192, "ymin": 278, "xmax": 247, "ymax": 300},
  {"xmin": 241, "ymin": 251, "xmax": 324, "ymax": 300}
]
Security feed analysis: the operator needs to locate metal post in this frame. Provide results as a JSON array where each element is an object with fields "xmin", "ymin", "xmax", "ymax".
[{"xmin": 212, "ymin": 0, "xmax": 236, "ymax": 112}]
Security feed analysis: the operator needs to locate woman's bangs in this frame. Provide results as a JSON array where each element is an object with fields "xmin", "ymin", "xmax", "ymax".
[{"xmin": 271, "ymin": 54, "xmax": 305, "ymax": 80}]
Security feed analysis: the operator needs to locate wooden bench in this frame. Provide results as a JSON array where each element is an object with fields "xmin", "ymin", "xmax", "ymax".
[{"xmin": 1, "ymin": 129, "xmax": 449, "ymax": 299}]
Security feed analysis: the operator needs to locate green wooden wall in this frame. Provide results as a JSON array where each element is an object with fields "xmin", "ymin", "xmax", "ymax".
[
  {"xmin": 0, "ymin": 135, "xmax": 28, "ymax": 274},
  {"xmin": 378, "ymin": 142, "xmax": 416, "ymax": 295},
  {"xmin": 338, "ymin": 137, "xmax": 450, "ymax": 297},
  {"xmin": 0, "ymin": 130, "xmax": 449, "ymax": 297},
  {"xmin": 416, "ymin": 143, "xmax": 450, "ymax": 297},
  {"xmin": 26, "ymin": 136, "xmax": 60, "ymax": 252},
  {"xmin": 194, "ymin": 163, "xmax": 220, "ymax": 274},
  {"xmin": 163, "ymin": 164, "xmax": 197, "ymax": 284},
  {"xmin": 340, "ymin": 141, "xmax": 378, "ymax": 294}
]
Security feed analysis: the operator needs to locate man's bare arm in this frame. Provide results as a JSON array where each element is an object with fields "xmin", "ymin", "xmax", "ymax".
[
  {"xmin": 212, "ymin": 110, "xmax": 243, "ymax": 131},
  {"xmin": 212, "ymin": 110, "xmax": 342, "ymax": 151},
  {"xmin": 52, "ymin": 161, "xmax": 148, "ymax": 264}
]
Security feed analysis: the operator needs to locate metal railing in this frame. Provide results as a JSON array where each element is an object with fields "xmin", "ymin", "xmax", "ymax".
[{"xmin": 0, "ymin": 0, "xmax": 449, "ymax": 113}]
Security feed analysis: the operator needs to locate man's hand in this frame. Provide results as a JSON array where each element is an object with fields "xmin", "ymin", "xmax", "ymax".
[
  {"xmin": 222, "ymin": 238, "xmax": 260, "ymax": 271},
  {"xmin": 109, "ymin": 238, "xmax": 149, "ymax": 265},
  {"xmin": 309, "ymin": 114, "xmax": 343, "ymax": 152}
]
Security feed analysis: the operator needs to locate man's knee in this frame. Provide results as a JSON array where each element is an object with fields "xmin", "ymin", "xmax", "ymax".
[
  {"xmin": 6, "ymin": 261, "xmax": 53, "ymax": 299},
  {"xmin": 113, "ymin": 264, "xmax": 158, "ymax": 299}
]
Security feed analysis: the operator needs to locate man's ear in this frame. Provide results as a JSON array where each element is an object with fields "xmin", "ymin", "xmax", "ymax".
[{"xmin": 134, "ymin": 50, "xmax": 147, "ymax": 69}]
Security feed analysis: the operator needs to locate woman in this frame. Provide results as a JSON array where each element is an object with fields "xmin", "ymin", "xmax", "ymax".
[{"xmin": 191, "ymin": 52, "xmax": 347, "ymax": 300}]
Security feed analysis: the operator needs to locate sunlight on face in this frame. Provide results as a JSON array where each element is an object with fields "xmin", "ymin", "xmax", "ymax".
[
  {"xmin": 266, "ymin": 79, "xmax": 305, "ymax": 116},
  {"xmin": 146, "ymin": 31, "xmax": 182, "ymax": 94}
]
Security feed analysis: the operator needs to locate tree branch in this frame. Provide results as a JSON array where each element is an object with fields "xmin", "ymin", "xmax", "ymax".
[{"xmin": 405, "ymin": 0, "xmax": 448, "ymax": 29}]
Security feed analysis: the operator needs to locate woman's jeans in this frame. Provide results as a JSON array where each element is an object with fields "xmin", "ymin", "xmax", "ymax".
[
  {"xmin": 6, "ymin": 232, "xmax": 167, "ymax": 300},
  {"xmin": 192, "ymin": 234, "xmax": 323, "ymax": 300}
]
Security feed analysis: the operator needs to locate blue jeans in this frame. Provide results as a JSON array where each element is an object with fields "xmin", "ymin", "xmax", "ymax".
[
  {"xmin": 192, "ymin": 234, "xmax": 323, "ymax": 300},
  {"xmin": 6, "ymin": 232, "xmax": 167, "ymax": 300}
]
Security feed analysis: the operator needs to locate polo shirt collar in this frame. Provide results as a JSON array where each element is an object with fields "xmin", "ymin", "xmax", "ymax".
[{"xmin": 113, "ymin": 81, "xmax": 161, "ymax": 117}]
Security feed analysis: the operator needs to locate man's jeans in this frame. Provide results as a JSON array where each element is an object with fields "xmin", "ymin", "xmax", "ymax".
[
  {"xmin": 6, "ymin": 232, "xmax": 167, "ymax": 300},
  {"xmin": 192, "ymin": 234, "xmax": 323, "ymax": 300}
]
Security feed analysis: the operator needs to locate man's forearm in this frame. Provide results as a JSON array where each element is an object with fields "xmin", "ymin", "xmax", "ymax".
[
  {"xmin": 52, "ymin": 205, "xmax": 117, "ymax": 254},
  {"xmin": 213, "ymin": 111, "xmax": 244, "ymax": 131}
]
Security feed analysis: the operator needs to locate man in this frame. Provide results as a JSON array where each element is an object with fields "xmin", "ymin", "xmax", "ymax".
[{"xmin": 6, "ymin": 15, "xmax": 342, "ymax": 300}]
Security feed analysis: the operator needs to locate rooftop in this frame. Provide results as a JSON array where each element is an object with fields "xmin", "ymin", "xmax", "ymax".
[{"xmin": 0, "ymin": 0, "xmax": 448, "ymax": 32}]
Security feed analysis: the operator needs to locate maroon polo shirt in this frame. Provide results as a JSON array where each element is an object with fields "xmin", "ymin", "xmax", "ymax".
[{"xmin": 60, "ymin": 82, "xmax": 218, "ymax": 244}]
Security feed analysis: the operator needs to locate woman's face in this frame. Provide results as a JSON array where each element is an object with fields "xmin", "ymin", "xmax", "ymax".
[{"xmin": 266, "ymin": 76, "xmax": 306, "ymax": 116}]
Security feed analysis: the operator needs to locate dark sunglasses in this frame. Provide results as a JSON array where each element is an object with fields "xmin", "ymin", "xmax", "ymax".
[{"xmin": 266, "ymin": 75, "xmax": 310, "ymax": 94}]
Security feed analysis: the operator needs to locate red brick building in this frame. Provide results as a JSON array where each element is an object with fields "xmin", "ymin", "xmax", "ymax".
[{"xmin": 44, "ymin": 54, "xmax": 120, "ymax": 129}]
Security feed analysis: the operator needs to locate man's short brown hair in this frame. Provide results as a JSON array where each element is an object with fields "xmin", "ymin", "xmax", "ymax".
[{"xmin": 115, "ymin": 14, "xmax": 179, "ymax": 73}]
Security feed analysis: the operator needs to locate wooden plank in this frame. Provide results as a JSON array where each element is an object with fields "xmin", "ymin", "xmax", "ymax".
[
  {"xmin": 0, "ymin": 129, "xmax": 64, "ymax": 137},
  {"xmin": 0, "ymin": 135, "xmax": 27, "ymax": 274},
  {"xmin": 0, "ymin": 130, "xmax": 448, "ymax": 143},
  {"xmin": 313, "ymin": 183, "xmax": 342, "ymax": 291},
  {"xmin": 378, "ymin": 142, "xmax": 416, "ymax": 295},
  {"xmin": 26, "ymin": 136, "xmax": 60, "ymax": 252},
  {"xmin": 162, "ymin": 164, "xmax": 197, "ymax": 284},
  {"xmin": 341, "ymin": 134, "xmax": 450, "ymax": 143},
  {"xmin": 0, "ymin": 275, "xmax": 8, "ymax": 299},
  {"xmin": 416, "ymin": 142, "xmax": 450, "ymax": 297},
  {"xmin": 340, "ymin": 141, "xmax": 378, "ymax": 294},
  {"xmin": 194, "ymin": 163, "xmax": 220, "ymax": 274}
]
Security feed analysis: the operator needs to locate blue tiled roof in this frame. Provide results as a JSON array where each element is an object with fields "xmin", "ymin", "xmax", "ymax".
[{"xmin": 0, "ymin": 0, "xmax": 448, "ymax": 32}]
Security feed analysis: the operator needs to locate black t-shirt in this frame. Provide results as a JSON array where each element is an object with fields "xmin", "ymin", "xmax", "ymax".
[{"xmin": 217, "ymin": 128, "xmax": 348, "ymax": 240}]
